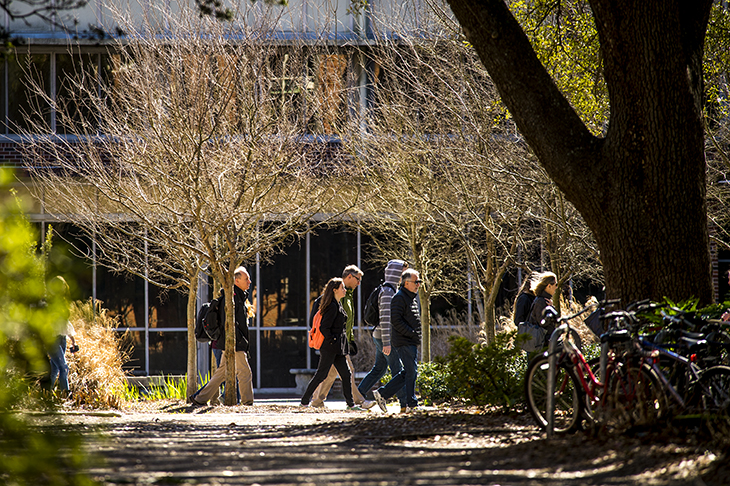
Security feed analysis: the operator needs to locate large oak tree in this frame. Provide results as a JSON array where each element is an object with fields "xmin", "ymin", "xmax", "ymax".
[{"xmin": 446, "ymin": 0, "xmax": 715, "ymax": 304}]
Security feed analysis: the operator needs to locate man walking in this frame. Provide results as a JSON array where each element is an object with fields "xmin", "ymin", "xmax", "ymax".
[
  {"xmin": 189, "ymin": 266, "xmax": 255, "ymax": 406},
  {"xmin": 372, "ymin": 268, "xmax": 422, "ymax": 413},
  {"xmin": 357, "ymin": 260, "xmax": 408, "ymax": 410},
  {"xmin": 311, "ymin": 265, "xmax": 374, "ymax": 409}
]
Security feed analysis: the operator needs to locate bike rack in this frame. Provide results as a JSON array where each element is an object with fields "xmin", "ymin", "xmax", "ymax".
[{"xmin": 545, "ymin": 323, "xmax": 567, "ymax": 438}]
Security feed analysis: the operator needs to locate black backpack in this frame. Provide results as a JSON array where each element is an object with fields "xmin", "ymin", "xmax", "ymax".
[
  {"xmin": 362, "ymin": 283, "xmax": 396, "ymax": 328},
  {"xmin": 195, "ymin": 296, "xmax": 224, "ymax": 343}
]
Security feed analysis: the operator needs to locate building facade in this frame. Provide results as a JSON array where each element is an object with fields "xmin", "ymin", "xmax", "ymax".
[{"xmin": 4, "ymin": 0, "xmax": 433, "ymax": 392}]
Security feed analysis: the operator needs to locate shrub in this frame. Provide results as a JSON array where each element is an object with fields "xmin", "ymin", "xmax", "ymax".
[
  {"xmin": 436, "ymin": 332, "xmax": 527, "ymax": 411},
  {"xmin": 416, "ymin": 361, "xmax": 453, "ymax": 405},
  {"xmin": 0, "ymin": 174, "xmax": 92, "ymax": 485}
]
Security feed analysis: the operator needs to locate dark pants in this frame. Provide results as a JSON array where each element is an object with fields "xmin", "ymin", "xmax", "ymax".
[
  {"xmin": 377, "ymin": 344, "xmax": 418, "ymax": 408},
  {"xmin": 301, "ymin": 349, "xmax": 353, "ymax": 407},
  {"xmin": 357, "ymin": 336, "xmax": 406, "ymax": 407}
]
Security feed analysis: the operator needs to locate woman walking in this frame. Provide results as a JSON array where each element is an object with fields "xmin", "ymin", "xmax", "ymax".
[
  {"xmin": 529, "ymin": 271, "xmax": 559, "ymax": 341},
  {"xmin": 300, "ymin": 278, "xmax": 361, "ymax": 410}
]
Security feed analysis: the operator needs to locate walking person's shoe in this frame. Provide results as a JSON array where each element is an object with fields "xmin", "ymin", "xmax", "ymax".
[
  {"xmin": 372, "ymin": 389, "xmax": 388, "ymax": 412},
  {"xmin": 347, "ymin": 405, "xmax": 366, "ymax": 411},
  {"xmin": 360, "ymin": 399, "xmax": 376, "ymax": 410},
  {"xmin": 188, "ymin": 396, "xmax": 205, "ymax": 407}
]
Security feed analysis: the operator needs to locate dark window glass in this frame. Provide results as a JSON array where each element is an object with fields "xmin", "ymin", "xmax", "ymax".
[
  {"xmin": 47, "ymin": 223, "xmax": 94, "ymax": 300},
  {"xmin": 259, "ymin": 329, "xmax": 307, "ymax": 388},
  {"xmin": 56, "ymin": 53, "xmax": 101, "ymax": 135},
  {"xmin": 121, "ymin": 330, "xmax": 146, "ymax": 374},
  {"xmin": 149, "ymin": 331, "xmax": 187, "ymax": 375},
  {"xmin": 259, "ymin": 239, "xmax": 306, "ymax": 328},
  {"xmin": 309, "ymin": 227, "xmax": 359, "ymax": 309},
  {"xmin": 149, "ymin": 286, "xmax": 187, "ymax": 329},
  {"xmin": 97, "ymin": 266, "xmax": 146, "ymax": 329},
  {"xmin": 6, "ymin": 53, "xmax": 51, "ymax": 134}
]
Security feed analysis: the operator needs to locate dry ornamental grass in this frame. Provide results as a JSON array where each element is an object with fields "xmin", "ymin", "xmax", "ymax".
[{"xmin": 65, "ymin": 299, "xmax": 131, "ymax": 409}]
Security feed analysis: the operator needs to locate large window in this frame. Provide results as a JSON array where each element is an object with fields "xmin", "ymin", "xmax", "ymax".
[{"xmin": 3, "ymin": 53, "xmax": 51, "ymax": 134}]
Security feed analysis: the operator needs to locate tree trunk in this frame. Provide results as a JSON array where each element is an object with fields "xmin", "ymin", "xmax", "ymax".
[
  {"xmin": 186, "ymin": 280, "xmax": 198, "ymax": 398},
  {"xmin": 447, "ymin": 0, "xmax": 714, "ymax": 304},
  {"xmin": 212, "ymin": 266, "xmax": 238, "ymax": 407},
  {"xmin": 223, "ymin": 281, "xmax": 237, "ymax": 406},
  {"xmin": 420, "ymin": 286, "xmax": 431, "ymax": 362}
]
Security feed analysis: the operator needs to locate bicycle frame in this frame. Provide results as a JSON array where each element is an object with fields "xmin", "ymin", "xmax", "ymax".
[{"xmin": 640, "ymin": 338, "xmax": 703, "ymax": 409}]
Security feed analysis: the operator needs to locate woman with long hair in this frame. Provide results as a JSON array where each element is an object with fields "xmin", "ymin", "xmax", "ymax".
[
  {"xmin": 512, "ymin": 271, "xmax": 538, "ymax": 327},
  {"xmin": 529, "ymin": 271, "xmax": 558, "ymax": 338},
  {"xmin": 300, "ymin": 278, "xmax": 360, "ymax": 410}
]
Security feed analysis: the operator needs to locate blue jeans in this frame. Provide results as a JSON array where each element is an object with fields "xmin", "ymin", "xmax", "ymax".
[
  {"xmin": 49, "ymin": 335, "xmax": 69, "ymax": 391},
  {"xmin": 358, "ymin": 336, "xmax": 406, "ymax": 407},
  {"xmin": 377, "ymin": 344, "xmax": 418, "ymax": 408}
]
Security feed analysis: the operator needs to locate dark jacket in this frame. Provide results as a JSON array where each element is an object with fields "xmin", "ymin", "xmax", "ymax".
[
  {"xmin": 213, "ymin": 286, "xmax": 251, "ymax": 353},
  {"xmin": 513, "ymin": 291, "xmax": 535, "ymax": 326},
  {"xmin": 390, "ymin": 287, "xmax": 421, "ymax": 347},
  {"xmin": 530, "ymin": 291, "xmax": 555, "ymax": 337},
  {"xmin": 318, "ymin": 300, "xmax": 349, "ymax": 356}
]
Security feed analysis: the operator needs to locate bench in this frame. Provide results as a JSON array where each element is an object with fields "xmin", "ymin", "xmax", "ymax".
[
  {"xmin": 289, "ymin": 369, "xmax": 370, "ymax": 395},
  {"xmin": 289, "ymin": 368, "xmax": 317, "ymax": 394}
]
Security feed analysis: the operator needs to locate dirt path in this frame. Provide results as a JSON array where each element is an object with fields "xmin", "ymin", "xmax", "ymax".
[{"xmin": 47, "ymin": 400, "xmax": 728, "ymax": 485}]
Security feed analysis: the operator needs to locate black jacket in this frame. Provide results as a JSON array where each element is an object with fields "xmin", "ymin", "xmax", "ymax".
[
  {"xmin": 390, "ymin": 287, "xmax": 421, "ymax": 347},
  {"xmin": 214, "ymin": 286, "xmax": 251, "ymax": 353},
  {"xmin": 513, "ymin": 291, "xmax": 535, "ymax": 326},
  {"xmin": 318, "ymin": 300, "xmax": 348, "ymax": 356}
]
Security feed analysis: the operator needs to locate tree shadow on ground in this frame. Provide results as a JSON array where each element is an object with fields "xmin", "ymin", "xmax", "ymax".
[{"xmin": 73, "ymin": 411, "xmax": 727, "ymax": 485}]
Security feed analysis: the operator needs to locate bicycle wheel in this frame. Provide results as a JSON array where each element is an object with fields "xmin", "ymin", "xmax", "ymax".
[
  {"xmin": 692, "ymin": 365, "xmax": 730, "ymax": 415},
  {"xmin": 602, "ymin": 362, "xmax": 666, "ymax": 429},
  {"xmin": 524, "ymin": 354, "xmax": 582, "ymax": 433}
]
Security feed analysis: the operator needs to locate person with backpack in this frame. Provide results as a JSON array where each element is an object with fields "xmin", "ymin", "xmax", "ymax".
[
  {"xmin": 310, "ymin": 265, "xmax": 374, "ymax": 409},
  {"xmin": 188, "ymin": 266, "xmax": 255, "ymax": 406},
  {"xmin": 372, "ymin": 268, "xmax": 423, "ymax": 413},
  {"xmin": 512, "ymin": 271, "xmax": 538, "ymax": 328},
  {"xmin": 357, "ymin": 259, "xmax": 408, "ymax": 410},
  {"xmin": 300, "ymin": 278, "xmax": 362, "ymax": 410}
]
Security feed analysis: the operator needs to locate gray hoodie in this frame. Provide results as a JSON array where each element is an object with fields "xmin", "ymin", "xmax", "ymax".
[{"xmin": 373, "ymin": 259, "xmax": 407, "ymax": 346}]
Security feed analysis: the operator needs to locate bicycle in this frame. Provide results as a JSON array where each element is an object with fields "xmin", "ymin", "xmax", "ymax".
[{"xmin": 524, "ymin": 301, "xmax": 667, "ymax": 433}]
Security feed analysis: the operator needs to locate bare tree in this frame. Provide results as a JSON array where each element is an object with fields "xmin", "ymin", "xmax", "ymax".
[
  {"xmin": 344, "ymin": 2, "xmax": 605, "ymax": 346},
  {"xmin": 23, "ymin": 2, "xmax": 352, "ymax": 403}
]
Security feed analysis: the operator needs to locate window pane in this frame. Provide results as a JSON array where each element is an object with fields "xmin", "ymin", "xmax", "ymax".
[
  {"xmin": 56, "ymin": 53, "xmax": 102, "ymax": 135},
  {"xmin": 97, "ymin": 268, "xmax": 146, "ymax": 329},
  {"xmin": 309, "ymin": 227, "xmax": 359, "ymax": 305},
  {"xmin": 259, "ymin": 329, "xmax": 307, "ymax": 388},
  {"xmin": 47, "ymin": 223, "xmax": 94, "ymax": 299},
  {"xmin": 259, "ymin": 239, "xmax": 306, "ymax": 328},
  {"xmin": 150, "ymin": 286, "xmax": 187, "ymax": 329},
  {"xmin": 6, "ymin": 53, "xmax": 51, "ymax": 134},
  {"xmin": 149, "ymin": 332, "xmax": 187, "ymax": 375},
  {"xmin": 121, "ymin": 330, "xmax": 146, "ymax": 374}
]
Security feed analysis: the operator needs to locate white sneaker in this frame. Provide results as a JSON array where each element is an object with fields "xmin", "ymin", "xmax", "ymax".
[
  {"xmin": 360, "ymin": 400, "xmax": 376, "ymax": 410},
  {"xmin": 372, "ymin": 390, "xmax": 387, "ymax": 412}
]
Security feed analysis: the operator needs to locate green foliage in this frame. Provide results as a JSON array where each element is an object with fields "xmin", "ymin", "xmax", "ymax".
[
  {"xmin": 431, "ymin": 333, "xmax": 527, "ymax": 411},
  {"xmin": 511, "ymin": 0, "xmax": 608, "ymax": 134},
  {"xmin": 142, "ymin": 375, "xmax": 189, "ymax": 401},
  {"xmin": 121, "ymin": 375, "xmax": 197, "ymax": 402},
  {"xmin": 416, "ymin": 361, "xmax": 453, "ymax": 405},
  {"xmin": 0, "ymin": 168, "xmax": 92, "ymax": 484}
]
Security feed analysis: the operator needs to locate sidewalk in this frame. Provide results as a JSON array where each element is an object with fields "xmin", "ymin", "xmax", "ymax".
[{"xmin": 252, "ymin": 397, "xmax": 435, "ymax": 413}]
